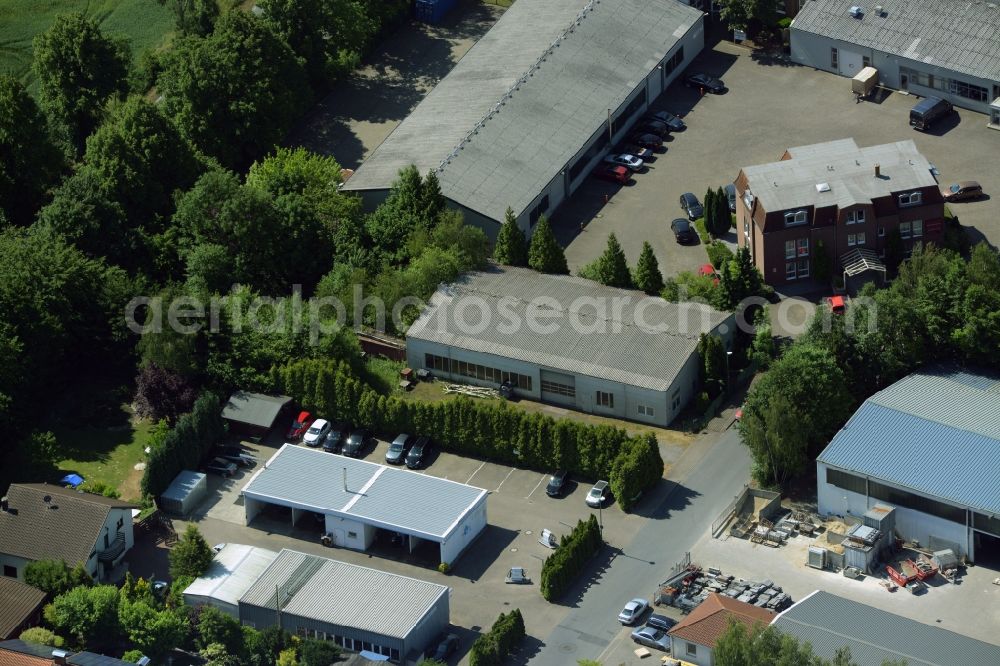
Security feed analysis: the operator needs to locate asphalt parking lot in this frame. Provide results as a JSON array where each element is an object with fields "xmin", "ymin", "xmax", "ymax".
[
  {"xmin": 184, "ymin": 427, "xmax": 666, "ymax": 665},
  {"xmin": 553, "ymin": 37, "xmax": 1000, "ymax": 288}
]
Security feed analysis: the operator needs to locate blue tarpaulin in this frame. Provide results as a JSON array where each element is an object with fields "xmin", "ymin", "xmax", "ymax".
[
  {"xmin": 357, "ymin": 651, "xmax": 389, "ymax": 662},
  {"xmin": 60, "ymin": 473, "xmax": 84, "ymax": 488}
]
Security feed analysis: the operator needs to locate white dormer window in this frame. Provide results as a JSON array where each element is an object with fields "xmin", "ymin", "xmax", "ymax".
[
  {"xmin": 898, "ymin": 192, "xmax": 922, "ymax": 206},
  {"xmin": 784, "ymin": 210, "xmax": 807, "ymax": 226},
  {"xmin": 846, "ymin": 209, "xmax": 865, "ymax": 224}
]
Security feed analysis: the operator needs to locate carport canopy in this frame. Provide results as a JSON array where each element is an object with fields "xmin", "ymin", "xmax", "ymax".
[
  {"xmin": 222, "ymin": 391, "xmax": 292, "ymax": 429},
  {"xmin": 241, "ymin": 445, "xmax": 488, "ymax": 563}
]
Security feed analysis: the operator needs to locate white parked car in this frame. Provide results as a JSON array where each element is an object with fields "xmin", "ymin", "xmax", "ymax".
[
  {"xmin": 603, "ymin": 153, "xmax": 644, "ymax": 170},
  {"xmin": 618, "ymin": 598, "xmax": 649, "ymax": 625},
  {"xmin": 303, "ymin": 419, "xmax": 332, "ymax": 447}
]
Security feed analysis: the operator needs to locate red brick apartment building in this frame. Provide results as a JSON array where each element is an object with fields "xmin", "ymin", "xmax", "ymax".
[{"xmin": 735, "ymin": 139, "xmax": 945, "ymax": 287}]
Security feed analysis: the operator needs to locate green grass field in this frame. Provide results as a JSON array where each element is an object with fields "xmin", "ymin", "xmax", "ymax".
[
  {"xmin": 54, "ymin": 415, "xmax": 158, "ymax": 501},
  {"xmin": 0, "ymin": 0, "xmax": 175, "ymax": 86}
]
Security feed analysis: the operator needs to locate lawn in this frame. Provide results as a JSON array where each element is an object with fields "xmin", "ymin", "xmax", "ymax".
[
  {"xmin": 0, "ymin": 0, "xmax": 175, "ymax": 87},
  {"xmin": 53, "ymin": 414, "xmax": 158, "ymax": 501}
]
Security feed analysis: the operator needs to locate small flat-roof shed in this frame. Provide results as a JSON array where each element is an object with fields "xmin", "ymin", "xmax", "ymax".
[
  {"xmin": 159, "ymin": 470, "xmax": 207, "ymax": 516},
  {"xmin": 241, "ymin": 444, "xmax": 488, "ymax": 565},
  {"xmin": 221, "ymin": 391, "xmax": 292, "ymax": 437}
]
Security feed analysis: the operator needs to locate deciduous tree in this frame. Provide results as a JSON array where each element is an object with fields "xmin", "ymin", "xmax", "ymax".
[
  {"xmin": 0, "ymin": 75, "xmax": 64, "ymax": 225},
  {"xmin": 32, "ymin": 13, "xmax": 131, "ymax": 155},
  {"xmin": 157, "ymin": 0, "xmax": 219, "ymax": 37}
]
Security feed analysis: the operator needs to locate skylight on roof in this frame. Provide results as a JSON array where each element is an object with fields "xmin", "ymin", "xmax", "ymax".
[{"xmin": 816, "ymin": 182, "xmax": 831, "ymax": 192}]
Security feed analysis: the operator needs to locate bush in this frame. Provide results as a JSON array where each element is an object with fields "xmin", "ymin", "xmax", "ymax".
[
  {"xmin": 469, "ymin": 610, "xmax": 525, "ymax": 666},
  {"xmin": 79, "ymin": 480, "xmax": 121, "ymax": 499},
  {"xmin": 777, "ymin": 17, "xmax": 793, "ymax": 29},
  {"xmin": 539, "ymin": 516, "xmax": 602, "ymax": 601},
  {"xmin": 437, "ymin": 562, "xmax": 451, "ymax": 574},
  {"xmin": 19, "ymin": 627, "xmax": 64, "ymax": 648},
  {"xmin": 609, "ymin": 435, "xmax": 663, "ymax": 512},
  {"xmin": 693, "ymin": 217, "xmax": 709, "ymax": 244},
  {"xmin": 705, "ymin": 241, "xmax": 734, "ymax": 270},
  {"xmin": 270, "ymin": 360, "xmax": 663, "ymax": 495}
]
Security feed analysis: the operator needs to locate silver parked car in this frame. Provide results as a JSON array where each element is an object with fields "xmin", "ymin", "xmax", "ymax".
[
  {"xmin": 631, "ymin": 625, "xmax": 670, "ymax": 651},
  {"xmin": 603, "ymin": 153, "xmax": 644, "ymax": 170},
  {"xmin": 618, "ymin": 598, "xmax": 649, "ymax": 625}
]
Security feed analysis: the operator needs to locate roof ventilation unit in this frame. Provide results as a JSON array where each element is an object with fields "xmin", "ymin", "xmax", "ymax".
[
  {"xmin": 816, "ymin": 182, "xmax": 831, "ymax": 193},
  {"xmin": 849, "ymin": 6, "xmax": 863, "ymax": 18}
]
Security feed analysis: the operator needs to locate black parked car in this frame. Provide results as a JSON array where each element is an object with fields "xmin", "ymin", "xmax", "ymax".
[
  {"xmin": 214, "ymin": 446, "xmax": 256, "ymax": 467},
  {"xmin": 430, "ymin": 634, "xmax": 459, "ymax": 661},
  {"xmin": 322, "ymin": 420, "xmax": 351, "ymax": 453},
  {"xmin": 405, "ymin": 436, "xmax": 432, "ymax": 469},
  {"xmin": 546, "ymin": 470, "xmax": 569, "ymax": 497},
  {"xmin": 670, "ymin": 218, "xmax": 696, "ymax": 244},
  {"xmin": 647, "ymin": 110, "xmax": 685, "ymax": 131},
  {"xmin": 684, "ymin": 72, "xmax": 726, "ymax": 94},
  {"xmin": 680, "ymin": 192, "xmax": 703, "ymax": 220},
  {"xmin": 341, "ymin": 428, "xmax": 372, "ymax": 458},
  {"xmin": 385, "ymin": 433, "xmax": 415, "ymax": 465},
  {"xmin": 637, "ymin": 120, "xmax": 670, "ymax": 137},
  {"xmin": 647, "ymin": 613, "xmax": 678, "ymax": 632}
]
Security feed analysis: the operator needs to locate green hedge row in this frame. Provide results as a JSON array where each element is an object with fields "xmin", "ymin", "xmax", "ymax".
[
  {"xmin": 269, "ymin": 360, "xmax": 664, "ymax": 501},
  {"xmin": 141, "ymin": 393, "xmax": 225, "ymax": 498},
  {"xmin": 469, "ymin": 609, "xmax": 525, "ymax": 666},
  {"xmin": 540, "ymin": 515, "xmax": 602, "ymax": 601}
]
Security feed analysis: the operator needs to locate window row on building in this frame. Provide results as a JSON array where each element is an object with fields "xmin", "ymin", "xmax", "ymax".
[
  {"xmin": 825, "ymin": 468, "xmax": 965, "ymax": 524},
  {"xmin": 899, "ymin": 67, "xmax": 990, "ymax": 102},
  {"xmin": 295, "ymin": 627, "xmax": 400, "ymax": 661},
  {"xmin": 424, "ymin": 353, "xmax": 533, "ymax": 391}
]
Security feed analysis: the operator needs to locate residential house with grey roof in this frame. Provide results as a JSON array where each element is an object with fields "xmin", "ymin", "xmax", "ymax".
[
  {"xmin": 238, "ymin": 548, "xmax": 450, "ymax": 663},
  {"xmin": 406, "ymin": 266, "xmax": 735, "ymax": 427},
  {"xmin": 773, "ymin": 590, "xmax": 1000, "ymax": 665},
  {"xmin": 0, "ymin": 485, "xmax": 135, "ymax": 583},
  {"xmin": 0, "ymin": 578, "xmax": 45, "ymax": 640},
  {"xmin": 343, "ymin": 0, "xmax": 704, "ymax": 233},
  {"xmin": 241, "ymin": 444, "xmax": 488, "ymax": 565},
  {"xmin": 816, "ymin": 367, "xmax": 1000, "ymax": 562},
  {"xmin": 735, "ymin": 138, "xmax": 944, "ymax": 287},
  {"xmin": 790, "ymin": 0, "xmax": 1000, "ymax": 123}
]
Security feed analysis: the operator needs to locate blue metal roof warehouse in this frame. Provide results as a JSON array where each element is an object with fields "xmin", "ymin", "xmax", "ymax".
[
  {"xmin": 816, "ymin": 367, "xmax": 1000, "ymax": 561},
  {"xmin": 773, "ymin": 591, "xmax": 1000, "ymax": 665}
]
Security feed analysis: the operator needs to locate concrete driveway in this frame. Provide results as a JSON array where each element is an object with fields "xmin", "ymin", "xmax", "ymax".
[{"xmin": 552, "ymin": 38, "xmax": 1000, "ymax": 280}]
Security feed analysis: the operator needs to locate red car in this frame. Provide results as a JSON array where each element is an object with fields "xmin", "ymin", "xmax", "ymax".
[
  {"xmin": 287, "ymin": 411, "xmax": 314, "ymax": 440},
  {"xmin": 593, "ymin": 165, "xmax": 630, "ymax": 184},
  {"xmin": 827, "ymin": 295, "xmax": 846, "ymax": 314}
]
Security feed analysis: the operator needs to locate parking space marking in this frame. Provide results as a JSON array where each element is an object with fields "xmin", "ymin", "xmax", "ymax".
[
  {"xmin": 465, "ymin": 461, "xmax": 486, "ymax": 485},
  {"xmin": 494, "ymin": 467, "xmax": 516, "ymax": 492},
  {"xmin": 525, "ymin": 473, "xmax": 547, "ymax": 499}
]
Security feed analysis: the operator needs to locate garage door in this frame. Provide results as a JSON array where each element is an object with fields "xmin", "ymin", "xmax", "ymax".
[{"xmin": 540, "ymin": 370, "xmax": 576, "ymax": 406}]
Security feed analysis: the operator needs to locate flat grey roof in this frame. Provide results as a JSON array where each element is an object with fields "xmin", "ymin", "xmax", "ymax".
[
  {"xmin": 742, "ymin": 139, "xmax": 936, "ymax": 211},
  {"xmin": 183, "ymin": 544, "xmax": 279, "ymax": 609},
  {"xmin": 240, "ymin": 549, "xmax": 448, "ymax": 640},
  {"xmin": 161, "ymin": 470, "xmax": 206, "ymax": 503},
  {"xmin": 345, "ymin": 0, "xmax": 702, "ymax": 222},
  {"xmin": 817, "ymin": 367, "xmax": 1000, "ymax": 514},
  {"xmin": 773, "ymin": 590, "xmax": 1000, "ymax": 665},
  {"xmin": 406, "ymin": 266, "xmax": 731, "ymax": 393},
  {"xmin": 221, "ymin": 391, "xmax": 292, "ymax": 428},
  {"xmin": 242, "ymin": 444, "xmax": 487, "ymax": 540},
  {"xmin": 792, "ymin": 0, "xmax": 1000, "ymax": 83}
]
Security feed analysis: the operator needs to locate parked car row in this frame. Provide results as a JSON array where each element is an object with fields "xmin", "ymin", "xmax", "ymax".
[
  {"xmin": 204, "ymin": 444, "xmax": 258, "ymax": 478},
  {"xmin": 618, "ymin": 597, "xmax": 679, "ymax": 653},
  {"xmin": 592, "ymin": 107, "xmax": 688, "ymax": 185},
  {"xmin": 385, "ymin": 433, "xmax": 434, "ymax": 469}
]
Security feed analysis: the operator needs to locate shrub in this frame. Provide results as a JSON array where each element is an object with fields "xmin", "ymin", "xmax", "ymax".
[
  {"xmin": 437, "ymin": 562, "xmax": 451, "ymax": 574},
  {"xmin": 19, "ymin": 627, "xmax": 64, "ymax": 648},
  {"xmin": 777, "ymin": 17, "xmax": 793, "ymax": 29},
  {"xmin": 469, "ymin": 610, "xmax": 525, "ymax": 666},
  {"xmin": 693, "ymin": 217, "xmax": 709, "ymax": 244},
  {"xmin": 79, "ymin": 480, "xmax": 121, "ymax": 499},
  {"xmin": 141, "ymin": 392, "xmax": 225, "ymax": 498},
  {"xmin": 705, "ymin": 241, "xmax": 734, "ymax": 270},
  {"xmin": 539, "ymin": 516, "xmax": 602, "ymax": 601}
]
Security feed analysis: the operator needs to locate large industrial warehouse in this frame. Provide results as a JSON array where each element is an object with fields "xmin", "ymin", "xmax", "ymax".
[
  {"xmin": 343, "ymin": 0, "xmax": 705, "ymax": 232},
  {"xmin": 406, "ymin": 266, "xmax": 735, "ymax": 427},
  {"xmin": 241, "ymin": 444, "xmax": 488, "ymax": 565},
  {"xmin": 816, "ymin": 368, "xmax": 1000, "ymax": 563},
  {"xmin": 790, "ymin": 0, "xmax": 1000, "ymax": 122},
  {"xmin": 185, "ymin": 547, "xmax": 450, "ymax": 663}
]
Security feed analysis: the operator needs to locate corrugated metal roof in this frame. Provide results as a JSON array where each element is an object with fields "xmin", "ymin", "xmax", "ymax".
[
  {"xmin": 817, "ymin": 368, "xmax": 1000, "ymax": 513},
  {"xmin": 66, "ymin": 653, "xmax": 133, "ymax": 666},
  {"xmin": 742, "ymin": 139, "xmax": 936, "ymax": 212},
  {"xmin": 791, "ymin": 0, "xmax": 1000, "ymax": 82},
  {"xmin": 221, "ymin": 391, "xmax": 292, "ymax": 429},
  {"xmin": 407, "ymin": 266, "xmax": 732, "ymax": 392},
  {"xmin": 183, "ymin": 544, "xmax": 279, "ymax": 609},
  {"xmin": 242, "ymin": 445, "xmax": 486, "ymax": 540},
  {"xmin": 773, "ymin": 590, "xmax": 1000, "ymax": 665},
  {"xmin": 345, "ymin": 0, "xmax": 702, "ymax": 223},
  {"xmin": 240, "ymin": 549, "xmax": 448, "ymax": 640}
]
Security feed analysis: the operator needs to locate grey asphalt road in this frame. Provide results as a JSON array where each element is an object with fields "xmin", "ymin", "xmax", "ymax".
[{"xmin": 527, "ymin": 425, "xmax": 751, "ymax": 665}]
